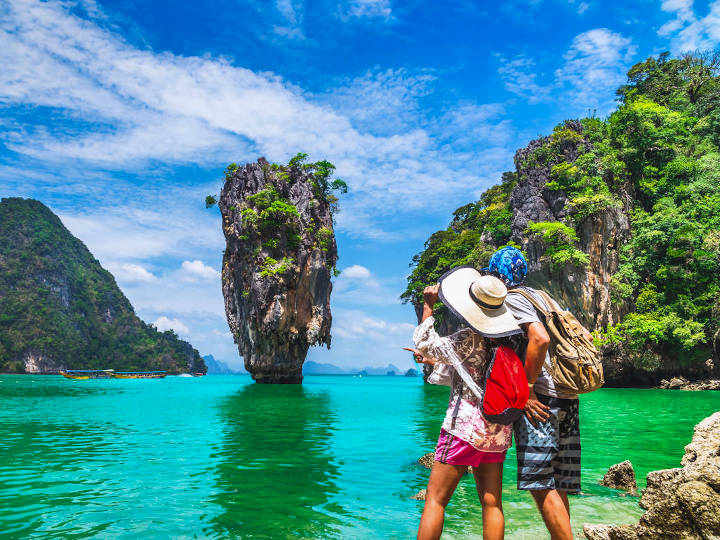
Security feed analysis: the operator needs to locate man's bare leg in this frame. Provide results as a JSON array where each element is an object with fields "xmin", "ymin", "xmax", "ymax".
[
  {"xmin": 530, "ymin": 489, "xmax": 573, "ymax": 540},
  {"xmin": 417, "ymin": 462, "xmax": 467, "ymax": 540}
]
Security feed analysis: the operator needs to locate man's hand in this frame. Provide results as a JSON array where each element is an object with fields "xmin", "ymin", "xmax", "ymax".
[
  {"xmin": 423, "ymin": 284, "xmax": 440, "ymax": 305},
  {"xmin": 403, "ymin": 347, "xmax": 437, "ymax": 366},
  {"xmin": 524, "ymin": 387, "xmax": 550, "ymax": 426}
]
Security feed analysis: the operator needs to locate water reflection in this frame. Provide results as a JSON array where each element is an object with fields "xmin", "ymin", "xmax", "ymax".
[{"xmin": 209, "ymin": 384, "xmax": 342, "ymax": 538}]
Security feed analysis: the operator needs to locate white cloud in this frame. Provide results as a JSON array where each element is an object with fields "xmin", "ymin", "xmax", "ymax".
[
  {"xmin": 338, "ymin": 0, "xmax": 393, "ymax": 21},
  {"xmin": 556, "ymin": 28, "xmax": 636, "ymax": 107},
  {"xmin": 180, "ymin": 260, "xmax": 221, "ymax": 281},
  {"xmin": 0, "ymin": 0, "xmax": 514, "ymax": 242},
  {"xmin": 342, "ymin": 264, "xmax": 372, "ymax": 279},
  {"xmin": 659, "ymin": 0, "xmax": 720, "ymax": 53},
  {"xmin": 59, "ymin": 206, "xmax": 222, "ymax": 262},
  {"xmin": 332, "ymin": 309, "xmax": 414, "ymax": 340},
  {"xmin": 153, "ymin": 316, "xmax": 190, "ymax": 335},
  {"xmin": 498, "ymin": 28, "xmax": 635, "ymax": 113},
  {"xmin": 108, "ymin": 262, "xmax": 157, "ymax": 283},
  {"xmin": 497, "ymin": 55, "xmax": 554, "ymax": 104}
]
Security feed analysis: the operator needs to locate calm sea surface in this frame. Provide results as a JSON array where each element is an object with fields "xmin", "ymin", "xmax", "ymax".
[{"xmin": 0, "ymin": 374, "xmax": 718, "ymax": 539}]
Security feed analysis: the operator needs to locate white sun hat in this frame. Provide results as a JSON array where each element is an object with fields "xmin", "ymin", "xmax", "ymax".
[{"xmin": 438, "ymin": 266, "xmax": 522, "ymax": 337}]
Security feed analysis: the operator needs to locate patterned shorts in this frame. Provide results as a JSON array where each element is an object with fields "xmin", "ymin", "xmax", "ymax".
[{"xmin": 513, "ymin": 393, "xmax": 581, "ymax": 493}]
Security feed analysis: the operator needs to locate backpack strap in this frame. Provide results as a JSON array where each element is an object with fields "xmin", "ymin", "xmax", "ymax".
[
  {"xmin": 507, "ymin": 288, "xmax": 550, "ymax": 318},
  {"xmin": 535, "ymin": 290, "xmax": 562, "ymax": 313}
]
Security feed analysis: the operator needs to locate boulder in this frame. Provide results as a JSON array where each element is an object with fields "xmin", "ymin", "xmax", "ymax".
[
  {"xmin": 418, "ymin": 452, "xmax": 435, "ymax": 469},
  {"xmin": 667, "ymin": 376, "xmax": 690, "ymax": 389},
  {"xmin": 418, "ymin": 452, "xmax": 472, "ymax": 474},
  {"xmin": 584, "ymin": 411, "xmax": 720, "ymax": 539},
  {"xmin": 601, "ymin": 461, "xmax": 638, "ymax": 496}
]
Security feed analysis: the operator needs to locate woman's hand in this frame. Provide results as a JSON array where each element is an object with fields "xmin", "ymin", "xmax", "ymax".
[
  {"xmin": 403, "ymin": 347, "xmax": 437, "ymax": 366},
  {"xmin": 423, "ymin": 284, "xmax": 440, "ymax": 305},
  {"xmin": 421, "ymin": 284, "xmax": 440, "ymax": 322},
  {"xmin": 524, "ymin": 387, "xmax": 550, "ymax": 426}
]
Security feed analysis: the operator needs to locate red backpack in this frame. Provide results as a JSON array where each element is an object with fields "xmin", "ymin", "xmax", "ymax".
[{"xmin": 481, "ymin": 345, "xmax": 529, "ymax": 424}]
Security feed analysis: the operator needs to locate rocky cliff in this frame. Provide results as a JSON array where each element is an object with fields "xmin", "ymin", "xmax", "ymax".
[
  {"xmin": 584, "ymin": 411, "xmax": 720, "ymax": 540},
  {"xmin": 0, "ymin": 198, "xmax": 206, "ymax": 374},
  {"xmin": 404, "ymin": 52, "xmax": 720, "ymax": 386},
  {"xmin": 218, "ymin": 156, "xmax": 339, "ymax": 383},
  {"xmin": 509, "ymin": 121, "xmax": 631, "ymax": 331}
]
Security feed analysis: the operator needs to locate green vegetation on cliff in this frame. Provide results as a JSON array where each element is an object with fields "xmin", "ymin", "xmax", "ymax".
[
  {"xmin": 0, "ymin": 198, "xmax": 206, "ymax": 374},
  {"xmin": 404, "ymin": 51, "xmax": 720, "ymax": 371}
]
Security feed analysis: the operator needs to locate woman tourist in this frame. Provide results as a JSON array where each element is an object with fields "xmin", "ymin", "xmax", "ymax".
[{"xmin": 405, "ymin": 268, "xmax": 525, "ymax": 540}]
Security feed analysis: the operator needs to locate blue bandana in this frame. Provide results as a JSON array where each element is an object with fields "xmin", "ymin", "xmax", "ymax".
[{"xmin": 485, "ymin": 246, "xmax": 527, "ymax": 287}]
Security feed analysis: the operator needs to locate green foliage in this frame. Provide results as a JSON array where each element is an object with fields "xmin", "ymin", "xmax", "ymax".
[
  {"xmin": 259, "ymin": 257, "xmax": 295, "ymax": 278},
  {"xmin": 405, "ymin": 51, "xmax": 720, "ymax": 368},
  {"xmin": 205, "ymin": 195, "xmax": 217, "ymax": 208},
  {"xmin": 402, "ymin": 171, "xmax": 516, "ymax": 305},
  {"xmin": 526, "ymin": 221, "xmax": 590, "ymax": 269},
  {"xmin": 224, "ymin": 162, "xmax": 239, "ymax": 179},
  {"xmin": 0, "ymin": 198, "xmax": 205, "ymax": 374},
  {"xmin": 316, "ymin": 226, "xmax": 333, "ymax": 251}
]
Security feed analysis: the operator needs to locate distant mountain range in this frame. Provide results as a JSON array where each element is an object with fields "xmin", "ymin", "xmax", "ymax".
[
  {"xmin": 303, "ymin": 361, "xmax": 418, "ymax": 377},
  {"xmin": 203, "ymin": 355, "xmax": 246, "ymax": 374}
]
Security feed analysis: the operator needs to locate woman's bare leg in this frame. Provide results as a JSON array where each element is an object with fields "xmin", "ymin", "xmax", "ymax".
[
  {"xmin": 417, "ymin": 462, "xmax": 467, "ymax": 540},
  {"xmin": 472, "ymin": 461, "xmax": 504, "ymax": 540}
]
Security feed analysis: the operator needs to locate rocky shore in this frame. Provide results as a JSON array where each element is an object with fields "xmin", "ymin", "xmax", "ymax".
[
  {"xmin": 658, "ymin": 376, "xmax": 720, "ymax": 391},
  {"xmin": 584, "ymin": 411, "xmax": 720, "ymax": 539}
]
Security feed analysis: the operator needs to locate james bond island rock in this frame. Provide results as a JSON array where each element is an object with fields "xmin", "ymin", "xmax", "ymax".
[
  {"xmin": 216, "ymin": 155, "xmax": 344, "ymax": 384},
  {"xmin": 403, "ymin": 51, "xmax": 720, "ymax": 386},
  {"xmin": 584, "ymin": 411, "xmax": 720, "ymax": 540},
  {"xmin": 0, "ymin": 198, "xmax": 206, "ymax": 374}
]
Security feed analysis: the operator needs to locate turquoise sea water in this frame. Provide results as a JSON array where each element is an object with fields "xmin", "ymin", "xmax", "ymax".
[{"xmin": 0, "ymin": 374, "xmax": 718, "ymax": 539}]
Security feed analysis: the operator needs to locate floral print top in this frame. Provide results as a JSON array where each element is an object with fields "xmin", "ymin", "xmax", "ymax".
[{"xmin": 413, "ymin": 316, "xmax": 513, "ymax": 453}]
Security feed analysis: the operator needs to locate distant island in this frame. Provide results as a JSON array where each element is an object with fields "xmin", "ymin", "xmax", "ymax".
[
  {"xmin": 0, "ymin": 198, "xmax": 206, "ymax": 375},
  {"xmin": 203, "ymin": 354, "xmax": 246, "ymax": 375},
  {"xmin": 303, "ymin": 361, "xmax": 416, "ymax": 376}
]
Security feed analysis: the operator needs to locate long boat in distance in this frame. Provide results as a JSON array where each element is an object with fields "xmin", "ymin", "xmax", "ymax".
[
  {"xmin": 60, "ymin": 369, "xmax": 115, "ymax": 380},
  {"xmin": 112, "ymin": 371, "xmax": 167, "ymax": 379}
]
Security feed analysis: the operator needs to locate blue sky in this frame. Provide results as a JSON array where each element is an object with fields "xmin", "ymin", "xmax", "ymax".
[{"xmin": 1, "ymin": 0, "xmax": 719, "ymax": 370}]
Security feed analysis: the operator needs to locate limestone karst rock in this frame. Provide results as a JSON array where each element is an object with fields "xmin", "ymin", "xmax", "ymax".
[
  {"xmin": 219, "ymin": 157, "xmax": 339, "ymax": 383},
  {"xmin": 510, "ymin": 120, "xmax": 631, "ymax": 332},
  {"xmin": 584, "ymin": 411, "xmax": 720, "ymax": 540}
]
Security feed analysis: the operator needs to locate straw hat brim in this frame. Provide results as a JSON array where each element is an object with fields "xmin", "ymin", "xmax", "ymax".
[{"xmin": 438, "ymin": 266, "xmax": 523, "ymax": 338}]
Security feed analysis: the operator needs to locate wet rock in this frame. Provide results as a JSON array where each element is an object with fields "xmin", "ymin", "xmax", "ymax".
[
  {"xmin": 583, "ymin": 524, "xmax": 639, "ymax": 540},
  {"xmin": 411, "ymin": 489, "xmax": 426, "ymax": 501},
  {"xmin": 667, "ymin": 376, "xmax": 690, "ymax": 389},
  {"xmin": 658, "ymin": 377, "xmax": 720, "ymax": 391},
  {"xmin": 584, "ymin": 411, "xmax": 720, "ymax": 539},
  {"xmin": 418, "ymin": 452, "xmax": 471, "ymax": 474},
  {"xmin": 601, "ymin": 461, "xmax": 638, "ymax": 496},
  {"xmin": 680, "ymin": 380, "xmax": 720, "ymax": 391},
  {"xmin": 219, "ymin": 158, "xmax": 338, "ymax": 384},
  {"xmin": 418, "ymin": 452, "xmax": 435, "ymax": 469}
]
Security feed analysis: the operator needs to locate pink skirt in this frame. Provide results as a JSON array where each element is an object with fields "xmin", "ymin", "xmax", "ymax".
[{"xmin": 434, "ymin": 429, "xmax": 506, "ymax": 466}]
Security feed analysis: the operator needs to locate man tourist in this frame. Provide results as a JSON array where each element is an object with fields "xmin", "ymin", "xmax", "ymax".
[{"xmin": 486, "ymin": 246, "xmax": 580, "ymax": 540}]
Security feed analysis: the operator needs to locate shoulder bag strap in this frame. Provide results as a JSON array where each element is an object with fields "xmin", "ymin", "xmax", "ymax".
[{"xmin": 507, "ymin": 288, "xmax": 550, "ymax": 318}]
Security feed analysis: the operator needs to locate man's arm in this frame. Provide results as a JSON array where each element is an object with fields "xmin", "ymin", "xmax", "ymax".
[{"xmin": 521, "ymin": 321, "xmax": 551, "ymax": 425}]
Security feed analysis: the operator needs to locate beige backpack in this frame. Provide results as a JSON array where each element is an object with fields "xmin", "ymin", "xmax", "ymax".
[{"xmin": 508, "ymin": 288, "xmax": 604, "ymax": 394}]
